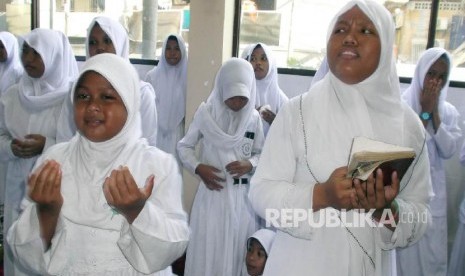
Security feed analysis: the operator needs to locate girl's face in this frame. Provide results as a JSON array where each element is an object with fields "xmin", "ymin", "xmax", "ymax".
[
  {"xmin": 165, "ymin": 38, "xmax": 182, "ymax": 66},
  {"xmin": 88, "ymin": 23, "xmax": 116, "ymax": 57},
  {"xmin": 250, "ymin": 46, "xmax": 269, "ymax": 80},
  {"xmin": 246, "ymin": 239, "xmax": 267, "ymax": 276},
  {"xmin": 0, "ymin": 41, "xmax": 7, "ymax": 62},
  {"xmin": 74, "ymin": 71, "xmax": 127, "ymax": 142},
  {"xmin": 21, "ymin": 42, "xmax": 45, "ymax": 78},
  {"xmin": 327, "ymin": 6, "xmax": 381, "ymax": 84},
  {"xmin": 423, "ymin": 57, "xmax": 448, "ymax": 90},
  {"xmin": 224, "ymin": 96, "xmax": 249, "ymax": 112}
]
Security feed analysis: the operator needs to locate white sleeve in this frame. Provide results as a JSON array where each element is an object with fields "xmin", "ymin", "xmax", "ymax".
[
  {"xmin": 117, "ymin": 155, "xmax": 189, "ymax": 274},
  {"xmin": 177, "ymin": 116, "xmax": 203, "ymax": 174},
  {"xmin": 430, "ymin": 104, "xmax": 462, "ymax": 159},
  {"xmin": 249, "ymin": 102, "xmax": 316, "ymax": 239},
  {"xmin": 376, "ymin": 123, "xmax": 433, "ymax": 249},
  {"xmin": 7, "ymin": 202, "xmax": 67, "ymax": 275}
]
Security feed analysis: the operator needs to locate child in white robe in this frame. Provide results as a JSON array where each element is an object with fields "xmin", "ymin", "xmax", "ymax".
[
  {"xmin": 57, "ymin": 16, "xmax": 158, "ymax": 146},
  {"xmin": 7, "ymin": 53, "xmax": 189, "ymax": 275},
  {"xmin": 246, "ymin": 43, "xmax": 288, "ymax": 136},
  {"xmin": 0, "ymin": 28, "xmax": 78, "ymax": 276},
  {"xmin": 145, "ymin": 34, "xmax": 187, "ymax": 161},
  {"xmin": 178, "ymin": 58, "xmax": 265, "ymax": 276},
  {"xmin": 397, "ymin": 47, "xmax": 462, "ymax": 276},
  {"xmin": 248, "ymin": 1, "xmax": 433, "ymax": 275}
]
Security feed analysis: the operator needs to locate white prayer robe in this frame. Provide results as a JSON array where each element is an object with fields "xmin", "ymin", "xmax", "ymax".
[
  {"xmin": 145, "ymin": 34, "xmax": 187, "ymax": 158},
  {"xmin": 178, "ymin": 58, "xmax": 265, "ymax": 276},
  {"xmin": 397, "ymin": 48, "xmax": 462, "ymax": 276},
  {"xmin": 249, "ymin": 1, "xmax": 433, "ymax": 275},
  {"xmin": 7, "ymin": 54, "xmax": 189, "ymax": 275}
]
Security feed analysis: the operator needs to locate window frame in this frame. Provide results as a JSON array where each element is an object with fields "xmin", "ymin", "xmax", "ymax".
[{"xmin": 27, "ymin": 0, "xmax": 464, "ymax": 87}]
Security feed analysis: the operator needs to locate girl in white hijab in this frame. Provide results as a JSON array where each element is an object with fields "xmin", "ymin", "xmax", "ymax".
[
  {"xmin": 249, "ymin": 1, "xmax": 433, "ymax": 275},
  {"xmin": 0, "ymin": 28, "xmax": 79, "ymax": 276},
  {"xmin": 7, "ymin": 53, "xmax": 189, "ymax": 276},
  {"xmin": 57, "ymin": 16, "xmax": 158, "ymax": 146},
  {"xmin": 397, "ymin": 47, "xmax": 461, "ymax": 276},
  {"xmin": 145, "ymin": 34, "xmax": 187, "ymax": 160},
  {"xmin": 178, "ymin": 58, "xmax": 265, "ymax": 276},
  {"xmin": 0, "ymin": 31, "xmax": 23, "ymax": 96},
  {"xmin": 246, "ymin": 43, "xmax": 288, "ymax": 136}
]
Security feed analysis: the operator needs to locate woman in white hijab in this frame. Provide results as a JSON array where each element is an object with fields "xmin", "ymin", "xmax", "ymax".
[
  {"xmin": 249, "ymin": 1, "xmax": 433, "ymax": 275},
  {"xmin": 145, "ymin": 34, "xmax": 187, "ymax": 160},
  {"xmin": 57, "ymin": 16, "xmax": 158, "ymax": 146},
  {"xmin": 178, "ymin": 58, "xmax": 265, "ymax": 276},
  {"xmin": 397, "ymin": 47, "xmax": 461, "ymax": 276},
  {"xmin": 0, "ymin": 28, "xmax": 79, "ymax": 275},
  {"xmin": 7, "ymin": 53, "xmax": 189, "ymax": 276},
  {"xmin": 246, "ymin": 43, "xmax": 288, "ymax": 136}
]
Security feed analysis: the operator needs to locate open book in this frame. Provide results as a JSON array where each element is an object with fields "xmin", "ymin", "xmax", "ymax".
[{"xmin": 347, "ymin": 136, "xmax": 416, "ymax": 186}]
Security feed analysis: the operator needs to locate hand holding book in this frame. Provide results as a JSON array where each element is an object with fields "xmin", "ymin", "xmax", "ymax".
[{"xmin": 347, "ymin": 137, "xmax": 416, "ymax": 186}]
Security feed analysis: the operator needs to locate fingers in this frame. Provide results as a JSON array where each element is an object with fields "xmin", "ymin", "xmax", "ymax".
[
  {"xmin": 142, "ymin": 174, "xmax": 155, "ymax": 199},
  {"xmin": 28, "ymin": 160, "xmax": 62, "ymax": 205}
]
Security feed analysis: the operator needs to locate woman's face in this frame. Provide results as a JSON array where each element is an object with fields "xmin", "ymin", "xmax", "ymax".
[
  {"xmin": 246, "ymin": 239, "xmax": 267, "ymax": 276},
  {"xmin": 249, "ymin": 46, "xmax": 269, "ymax": 80},
  {"xmin": 327, "ymin": 6, "xmax": 381, "ymax": 84},
  {"xmin": 0, "ymin": 41, "xmax": 7, "ymax": 62},
  {"xmin": 21, "ymin": 42, "xmax": 45, "ymax": 78},
  {"xmin": 88, "ymin": 23, "xmax": 116, "ymax": 57},
  {"xmin": 74, "ymin": 71, "xmax": 127, "ymax": 142},
  {"xmin": 165, "ymin": 38, "xmax": 182, "ymax": 66}
]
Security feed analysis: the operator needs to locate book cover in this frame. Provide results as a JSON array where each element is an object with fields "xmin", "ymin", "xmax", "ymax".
[{"xmin": 347, "ymin": 136, "xmax": 416, "ymax": 186}]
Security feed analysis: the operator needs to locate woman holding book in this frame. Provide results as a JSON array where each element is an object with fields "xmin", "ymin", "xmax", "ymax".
[
  {"xmin": 248, "ymin": 0, "xmax": 433, "ymax": 275},
  {"xmin": 397, "ymin": 47, "xmax": 462, "ymax": 276}
]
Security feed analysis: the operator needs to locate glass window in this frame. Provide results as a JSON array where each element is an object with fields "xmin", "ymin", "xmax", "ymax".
[
  {"xmin": 0, "ymin": 0, "xmax": 31, "ymax": 37},
  {"xmin": 239, "ymin": 0, "xmax": 465, "ymax": 82},
  {"xmin": 39, "ymin": 0, "xmax": 190, "ymax": 59}
]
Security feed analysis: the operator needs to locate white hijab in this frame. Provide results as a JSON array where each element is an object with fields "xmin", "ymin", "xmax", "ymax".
[
  {"xmin": 86, "ymin": 16, "xmax": 129, "ymax": 60},
  {"xmin": 145, "ymin": 34, "xmax": 187, "ymax": 133},
  {"xmin": 248, "ymin": 228, "xmax": 276, "ymax": 256},
  {"xmin": 401, "ymin": 47, "xmax": 451, "ymax": 117},
  {"xmin": 195, "ymin": 58, "xmax": 256, "ymax": 149},
  {"xmin": 18, "ymin": 29, "xmax": 78, "ymax": 112},
  {"xmin": 247, "ymin": 43, "xmax": 287, "ymax": 113},
  {"xmin": 306, "ymin": 0, "xmax": 404, "ymax": 168},
  {"xmin": 62, "ymin": 53, "xmax": 142, "ymax": 229},
  {"xmin": 0, "ymin": 31, "xmax": 23, "ymax": 94}
]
